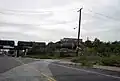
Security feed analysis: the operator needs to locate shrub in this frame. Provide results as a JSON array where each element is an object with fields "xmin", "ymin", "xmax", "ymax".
[
  {"xmin": 71, "ymin": 56, "xmax": 99, "ymax": 67},
  {"xmin": 101, "ymin": 55, "xmax": 120, "ymax": 67},
  {"xmin": 71, "ymin": 58, "xmax": 79, "ymax": 63},
  {"xmin": 81, "ymin": 60, "xmax": 93, "ymax": 67}
]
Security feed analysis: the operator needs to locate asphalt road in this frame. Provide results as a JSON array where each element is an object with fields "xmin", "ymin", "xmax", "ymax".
[
  {"xmin": 0, "ymin": 56, "xmax": 48, "ymax": 81},
  {"xmin": 0, "ymin": 56, "xmax": 120, "ymax": 81},
  {"xmin": 49, "ymin": 62, "xmax": 120, "ymax": 81},
  {"xmin": 0, "ymin": 56, "xmax": 21, "ymax": 73}
]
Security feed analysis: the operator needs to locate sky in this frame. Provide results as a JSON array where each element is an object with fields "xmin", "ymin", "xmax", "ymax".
[{"xmin": 0, "ymin": 0, "xmax": 120, "ymax": 42}]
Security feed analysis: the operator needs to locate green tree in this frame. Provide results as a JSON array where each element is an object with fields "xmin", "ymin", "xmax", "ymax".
[
  {"xmin": 93, "ymin": 38, "xmax": 101, "ymax": 47},
  {"xmin": 84, "ymin": 40, "xmax": 92, "ymax": 47}
]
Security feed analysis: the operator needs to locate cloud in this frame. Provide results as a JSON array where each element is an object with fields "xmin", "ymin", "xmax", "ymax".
[
  {"xmin": 0, "ymin": 0, "xmax": 120, "ymax": 42},
  {"xmin": 0, "ymin": 31, "xmax": 40, "ymax": 41}
]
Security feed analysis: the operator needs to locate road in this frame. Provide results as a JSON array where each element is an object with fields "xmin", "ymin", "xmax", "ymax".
[
  {"xmin": 0, "ymin": 56, "xmax": 21, "ymax": 73},
  {"xmin": 0, "ymin": 56, "xmax": 120, "ymax": 81},
  {"xmin": 0, "ymin": 56, "xmax": 50, "ymax": 81},
  {"xmin": 49, "ymin": 63, "xmax": 120, "ymax": 81}
]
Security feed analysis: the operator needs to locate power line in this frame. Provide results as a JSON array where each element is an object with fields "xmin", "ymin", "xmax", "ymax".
[
  {"xmin": 0, "ymin": 8, "xmax": 120, "ymax": 22},
  {"xmin": 0, "ymin": 8, "xmax": 51, "ymax": 13},
  {"xmin": 87, "ymin": 9, "xmax": 120, "ymax": 21},
  {"xmin": 0, "ymin": 11, "xmax": 50, "ymax": 15},
  {"xmin": 83, "ymin": 12, "xmax": 111, "ymax": 21},
  {"xmin": 0, "ymin": 8, "xmax": 53, "ymax": 15},
  {"xmin": 0, "ymin": 8, "xmax": 78, "ymax": 15}
]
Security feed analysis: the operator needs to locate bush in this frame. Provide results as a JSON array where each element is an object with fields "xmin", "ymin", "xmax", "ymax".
[
  {"xmin": 101, "ymin": 55, "xmax": 120, "ymax": 67},
  {"xmin": 71, "ymin": 56, "xmax": 101, "ymax": 63},
  {"xmin": 71, "ymin": 56, "xmax": 86, "ymax": 63},
  {"xmin": 71, "ymin": 56, "xmax": 100, "ymax": 67},
  {"xmin": 81, "ymin": 60, "xmax": 93, "ymax": 67},
  {"xmin": 71, "ymin": 58, "xmax": 79, "ymax": 63}
]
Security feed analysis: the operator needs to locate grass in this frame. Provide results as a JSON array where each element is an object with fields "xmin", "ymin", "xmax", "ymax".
[
  {"xmin": 25, "ymin": 53, "xmax": 61, "ymax": 59},
  {"xmin": 101, "ymin": 55, "xmax": 120, "ymax": 67},
  {"xmin": 26, "ymin": 53, "xmax": 120, "ymax": 67},
  {"xmin": 71, "ymin": 55, "xmax": 120, "ymax": 67},
  {"xmin": 70, "ymin": 56, "xmax": 101, "ymax": 67}
]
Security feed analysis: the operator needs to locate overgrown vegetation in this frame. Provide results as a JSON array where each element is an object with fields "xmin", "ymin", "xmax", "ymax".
[
  {"xmin": 26, "ymin": 53, "xmax": 61, "ymax": 59},
  {"xmin": 26, "ymin": 38, "xmax": 120, "ymax": 67},
  {"xmin": 101, "ymin": 55, "xmax": 120, "ymax": 67},
  {"xmin": 71, "ymin": 56, "xmax": 100, "ymax": 67},
  {"xmin": 71, "ymin": 38, "xmax": 120, "ymax": 67}
]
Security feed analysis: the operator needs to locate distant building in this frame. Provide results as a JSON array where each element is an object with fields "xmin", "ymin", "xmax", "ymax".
[
  {"xmin": 58, "ymin": 38, "xmax": 83, "ymax": 49},
  {"xmin": 34, "ymin": 42, "xmax": 46, "ymax": 48},
  {"xmin": 60, "ymin": 38, "xmax": 82, "ymax": 43}
]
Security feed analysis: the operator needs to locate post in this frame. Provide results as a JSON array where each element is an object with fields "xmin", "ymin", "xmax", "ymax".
[{"xmin": 76, "ymin": 8, "xmax": 83, "ymax": 56}]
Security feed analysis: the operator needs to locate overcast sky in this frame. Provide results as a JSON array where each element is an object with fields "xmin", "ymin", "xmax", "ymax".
[{"xmin": 0, "ymin": 0, "xmax": 120, "ymax": 42}]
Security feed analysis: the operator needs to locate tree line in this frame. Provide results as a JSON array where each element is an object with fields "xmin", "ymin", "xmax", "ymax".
[{"xmin": 83, "ymin": 38, "xmax": 120, "ymax": 57}]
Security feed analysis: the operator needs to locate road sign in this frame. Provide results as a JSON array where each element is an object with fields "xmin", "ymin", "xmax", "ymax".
[
  {"xmin": 18, "ymin": 41, "xmax": 33, "ymax": 47},
  {"xmin": 0, "ymin": 40, "xmax": 14, "ymax": 46}
]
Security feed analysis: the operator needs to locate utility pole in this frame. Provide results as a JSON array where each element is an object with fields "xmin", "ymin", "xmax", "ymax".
[{"xmin": 76, "ymin": 8, "xmax": 83, "ymax": 56}]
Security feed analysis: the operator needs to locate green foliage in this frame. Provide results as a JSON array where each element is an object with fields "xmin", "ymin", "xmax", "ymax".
[
  {"xmin": 71, "ymin": 55, "xmax": 120, "ymax": 67},
  {"xmin": 84, "ymin": 38, "xmax": 120, "ymax": 56},
  {"xmin": 101, "ymin": 55, "xmax": 120, "ymax": 67},
  {"xmin": 71, "ymin": 56, "xmax": 101, "ymax": 66},
  {"xmin": 71, "ymin": 58, "xmax": 79, "ymax": 63},
  {"xmin": 28, "ymin": 38, "xmax": 120, "ymax": 67},
  {"xmin": 84, "ymin": 40, "xmax": 92, "ymax": 47},
  {"xmin": 81, "ymin": 60, "xmax": 93, "ymax": 67}
]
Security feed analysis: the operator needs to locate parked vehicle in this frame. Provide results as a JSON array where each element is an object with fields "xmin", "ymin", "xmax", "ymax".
[{"xmin": 7, "ymin": 50, "xmax": 15, "ymax": 57}]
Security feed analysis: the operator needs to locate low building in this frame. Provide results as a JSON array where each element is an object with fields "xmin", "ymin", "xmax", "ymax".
[
  {"xmin": 60, "ymin": 38, "xmax": 82, "ymax": 43},
  {"xmin": 59, "ymin": 38, "xmax": 83, "ymax": 49}
]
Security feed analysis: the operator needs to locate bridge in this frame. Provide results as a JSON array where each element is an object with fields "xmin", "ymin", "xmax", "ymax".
[{"xmin": 0, "ymin": 40, "xmax": 46, "ymax": 57}]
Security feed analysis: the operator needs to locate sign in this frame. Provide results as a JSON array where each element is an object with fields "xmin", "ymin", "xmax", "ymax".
[
  {"xmin": 34, "ymin": 42, "xmax": 46, "ymax": 47},
  {"xmin": 0, "ymin": 40, "xmax": 14, "ymax": 46},
  {"xmin": 18, "ymin": 41, "xmax": 33, "ymax": 47}
]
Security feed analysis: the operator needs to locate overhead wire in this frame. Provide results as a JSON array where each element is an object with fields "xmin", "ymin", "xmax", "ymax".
[
  {"xmin": 87, "ymin": 9, "xmax": 120, "ymax": 21},
  {"xmin": 0, "ymin": 8, "xmax": 119, "ymax": 22},
  {"xmin": 0, "ymin": 8, "xmax": 120, "ymax": 27},
  {"xmin": 82, "ymin": 12, "xmax": 108, "ymax": 21}
]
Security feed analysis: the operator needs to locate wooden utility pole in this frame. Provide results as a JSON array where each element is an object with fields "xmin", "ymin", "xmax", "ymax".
[{"xmin": 76, "ymin": 8, "xmax": 83, "ymax": 56}]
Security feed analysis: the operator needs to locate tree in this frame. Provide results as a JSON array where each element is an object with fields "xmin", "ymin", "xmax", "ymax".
[
  {"xmin": 93, "ymin": 38, "xmax": 101, "ymax": 47},
  {"xmin": 84, "ymin": 40, "xmax": 92, "ymax": 47},
  {"xmin": 47, "ymin": 42, "xmax": 56, "ymax": 53}
]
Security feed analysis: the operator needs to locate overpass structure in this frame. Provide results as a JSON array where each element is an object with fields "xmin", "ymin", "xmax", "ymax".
[{"xmin": 0, "ymin": 40, "xmax": 46, "ymax": 57}]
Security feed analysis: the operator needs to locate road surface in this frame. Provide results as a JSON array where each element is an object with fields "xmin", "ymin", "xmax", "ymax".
[
  {"xmin": 0, "ymin": 56, "xmax": 21, "ymax": 73},
  {"xmin": 49, "ymin": 63, "xmax": 120, "ymax": 81},
  {"xmin": 0, "ymin": 56, "xmax": 120, "ymax": 81}
]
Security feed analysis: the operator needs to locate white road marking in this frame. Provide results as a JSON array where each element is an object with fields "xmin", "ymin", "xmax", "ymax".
[{"xmin": 52, "ymin": 63, "xmax": 120, "ymax": 79}]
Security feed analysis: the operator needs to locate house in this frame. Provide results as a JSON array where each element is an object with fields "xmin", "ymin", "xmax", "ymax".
[
  {"xmin": 60, "ymin": 38, "xmax": 83, "ymax": 49},
  {"xmin": 60, "ymin": 38, "xmax": 82, "ymax": 43}
]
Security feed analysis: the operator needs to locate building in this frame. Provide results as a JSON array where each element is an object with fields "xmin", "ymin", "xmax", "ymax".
[
  {"xmin": 59, "ymin": 38, "xmax": 83, "ymax": 49},
  {"xmin": 60, "ymin": 38, "xmax": 82, "ymax": 43}
]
